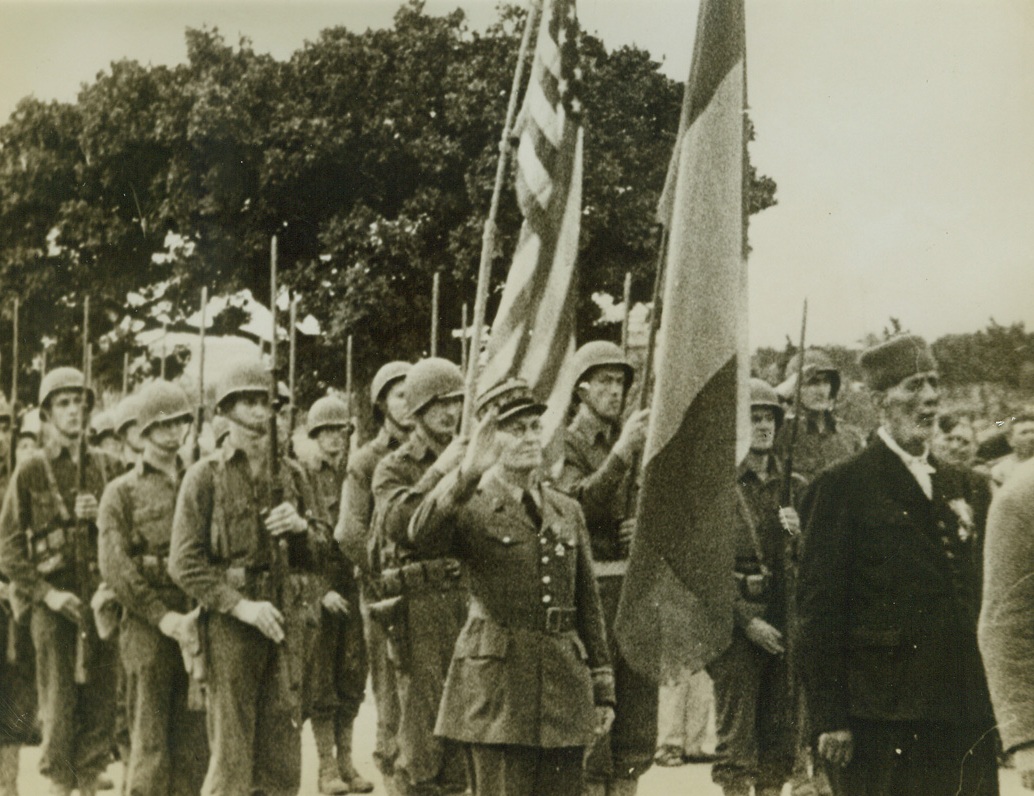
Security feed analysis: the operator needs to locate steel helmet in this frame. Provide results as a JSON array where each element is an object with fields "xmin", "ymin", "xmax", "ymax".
[
  {"xmin": 750, "ymin": 378, "xmax": 785, "ymax": 427},
  {"xmin": 114, "ymin": 394, "xmax": 143, "ymax": 436},
  {"xmin": 404, "ymin": 358, "xmax": 464, "ymax": 416},
  {"xmin": 371, "ymin": 361, "xmax": 412, "ymax": 405},
  {"xmin": 571, "ymin": 341, "xmax": 634, "ymax": 390},
  {"xmin": 18, "ymin": 407, "xmax": 41, "ymax": 440},
  {"xmin": 39, "ymin": 367, "xmax": 95, "ymax": 412},
  {"xmin": 214, "ymin": 358, "xmax": 270, "ymax": 411},
  {"xmin": 306, "ymin": 395, "xmax": 352, "ymax": 437},
  {"xmin": 778, "ymin": 348, "xmax": 841, "ymax": 401},
  {"xmin": 90, "ymin": 410, "xmax": 116, "ymax": 440},
  {"xmin": 137, "ymin": 381, "xmax": 194, "ymax": 437}
]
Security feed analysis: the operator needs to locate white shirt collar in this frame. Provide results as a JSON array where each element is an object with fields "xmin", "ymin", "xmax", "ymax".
[{"xmin": 877, "ymin": 426, "xmax": 935, "ymax": 499}]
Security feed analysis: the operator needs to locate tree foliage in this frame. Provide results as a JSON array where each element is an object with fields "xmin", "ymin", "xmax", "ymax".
[{"xmin": 0, "ymin": 1, "xmax": 777, "ymax": 407}]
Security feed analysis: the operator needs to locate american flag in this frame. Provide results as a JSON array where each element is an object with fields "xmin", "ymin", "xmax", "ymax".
[{"xmin": 479, "ymin": 0, "xmax": 583, "ymax": 460}]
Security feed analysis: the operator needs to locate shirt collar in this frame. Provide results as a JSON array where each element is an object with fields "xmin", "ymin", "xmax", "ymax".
[
  {"xmin": 484, "ymin": 467, "xmax": 543, "ymax": 511},
  {"xmin": 571, "ymin": 405, "xmax": 616, "ymax": 448},
  {"xmin": 737, "ymin": 451, "xmax": 781, "ymax": 484},
  {"xmin": 137, "ymin": 452, "xmax": 184, "ymax": 480},
  {"xmin": 406, "ymin": 426, "xmax": 445, "ymax": 463},
  {"xmin": 877, "ymin": 426, "xmax": 932, "ymax": 469},
  {"xmin": 44, "ymin": 435, "xmax": 77, "ymax": 461}
]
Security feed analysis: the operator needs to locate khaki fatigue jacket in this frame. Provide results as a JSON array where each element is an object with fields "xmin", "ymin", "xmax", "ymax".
[
  {"xmin": 167, "ymin": 439, "xmax": 331, "ymax": 614},
  {"xmin": 410, "ymin": 468, "xmax": 615, "ymax": 747},
  {"xmin": 0, "ymin": 441, "xmax": 119, "ymax": 616},
  {"xmin": 98, "ymin": 457, "xmax": 190, "ymax": 627}
]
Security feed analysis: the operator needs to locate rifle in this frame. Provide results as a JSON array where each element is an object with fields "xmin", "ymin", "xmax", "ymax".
[
  {"xmin": 10, "ymin": 297, "xmax": 18, "ymax": 475},
  {"xmin": 74, "ymin": 301, "xmax": 93, "ymax": 684},
  {"xmin": 286, "ymin": 295, "xmax": 297, "ymax": 459},
  {"xmin": 269, "ymin": 236, "xmax": 301, "ymax": 713},
  {"xmin": 193, "ymin": 287, "xmax": 208, "ymax": 464},
  {"xmin": 780, "ymin": 300, "xmax": 808, "ymax": 508}
]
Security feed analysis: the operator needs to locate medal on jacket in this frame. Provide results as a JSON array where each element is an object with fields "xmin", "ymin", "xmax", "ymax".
[{"xmin": 948, "ymin": 498, "xmax": 974, "ymax": 542}]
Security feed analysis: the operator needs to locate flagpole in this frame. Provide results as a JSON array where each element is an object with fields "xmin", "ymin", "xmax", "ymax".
[
  {"xmin": 620, "ymin": 272, "xmax": 632, "ymax": 356},
  {"xmin": 430, "ymin": 271, "xmax": 440, "ymax": 357},
  {"xmin": 460, "ymin": 302, "xmax": 469, "ymax": 374},
  {"xmin": 461, "ymin": 0, "xmax": 542, "ymax": 436},
  {"xmin": 639, "ymin": 226, "xmax": 668, "ymax": 411}
]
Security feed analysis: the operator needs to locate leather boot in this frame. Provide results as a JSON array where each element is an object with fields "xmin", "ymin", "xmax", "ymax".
[
  {"xmin": 335, "ymin": 720, "xmax": 374, "ymax": 793},
  {"xmin": 720, "ymin": 786, "xmax": 750, "ymax": 796},
  {"xmin": 45, "ymin": 782, "xmax": 71, "ymax": 796},
  {"xmin": 607, "ymin": 778, "xmax": 639, "ymax": 796},
  {"xmin": 311, "ymin": 718, "xmax": 350, "ymax": 795},
  {"xmin": 757, "ymin": 788, "xmax": 784, "ymax": 796},
  {"xmin": 582, "ymin": 782, "xmax": 607, "ymax": 796},
  {"xmin": 0, "ymin": 745, "xmax": 17, "ymax": 796}
]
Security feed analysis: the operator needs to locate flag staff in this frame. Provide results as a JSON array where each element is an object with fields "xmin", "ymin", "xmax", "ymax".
[
  {"xmin": 461, "ymin": 0, "xmax": 542, "ymax": 436},
  {"xmin": 639, "ymin": 227, "xmax": 668, "ymax": 411},
  {"xmin": 460, "ymin": 302, "xmax": 469, "ymax": 374}
]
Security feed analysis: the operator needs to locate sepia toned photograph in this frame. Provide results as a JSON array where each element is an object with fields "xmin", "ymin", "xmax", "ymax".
[{"xmin": 0, "ymin": 0, "xmax": 1031, "ymax": 793}]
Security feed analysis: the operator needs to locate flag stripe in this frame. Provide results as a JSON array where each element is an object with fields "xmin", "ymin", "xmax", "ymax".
[{"xmin": 615, "ymin": 0, "xmax": 746, "ymax": 679}]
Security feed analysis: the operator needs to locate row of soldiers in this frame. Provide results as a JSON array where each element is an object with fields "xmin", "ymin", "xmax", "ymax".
[
  {"xmin": 0, "ymin": 330, "xmax": 1003, "ymax": 796},
  {"xmin": 0, "ymin": 336, "xmax": 659, "ymax": 796}
]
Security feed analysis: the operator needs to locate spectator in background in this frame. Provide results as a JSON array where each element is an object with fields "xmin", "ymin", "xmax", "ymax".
[
  {"xmin": 990, "ymin": 409, "xmax": 1034, "ymax": 490},
  {"xmin": 934, "ymin": 413, "xmax": 981, "ymax": 470}
]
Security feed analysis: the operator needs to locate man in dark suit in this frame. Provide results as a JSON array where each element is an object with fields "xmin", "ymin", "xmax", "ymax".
[{"xmin": 797, "ymin": 335, "xmax": 998, "ymax": 796}]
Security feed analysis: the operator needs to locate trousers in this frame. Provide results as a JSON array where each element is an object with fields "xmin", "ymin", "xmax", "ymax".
[
  {"xmin": 361, "ymin": 588, "xmax": 400, "ymax": 774},
  {"xmin": 30, "ymin": 606, "xmax": 116, "ymax": 788},
  {"xmin": 463, "ymin": 744, "xmax": 584, "ymax": 796},
  {"xmin": 120, "ymin": 613, "xmax": 208, "ymax": 796}
]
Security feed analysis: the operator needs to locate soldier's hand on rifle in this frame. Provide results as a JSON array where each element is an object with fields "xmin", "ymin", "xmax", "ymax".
[
  {"xmin": 43, "ymin": 588, "xmax": 83, "ymax": 623},
  {"xmin": 264, "ymin": 502, "xmax": 307, "ymax": 537},
  {"xmin": 778, "ymin": 507, "xmax": 801, "ymax": 536},
  {"xmin": 595, "ymin": 705, "xmax": 615, "ymax": 736},
  {"xmin": 231, "ymin": 599, "xmax": 285, "ymax": 643},
  {"xmin": 460, "ymin": 407, "xmax": 502, "ymax": 482},
  {"xmin": 817, "ymin": 729, "xmax": 854, "ymax": 768},
  {"xmin": 745, "ymin": 617, "xmax": 785, "ymax": 656},
  {"xmin": 321, "ymin": 590, "xmax": 350, "ymax": 616},
  {"xmin": 74, "ymin": 492, "xmax": 99, "ymax": 522},
  {"xmin": 614, "ymin": 408, "xmax": 650, "ymax": 462}
]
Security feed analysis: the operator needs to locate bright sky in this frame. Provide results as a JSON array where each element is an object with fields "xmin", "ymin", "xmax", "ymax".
[{"xmin": 1, "ymin": 0, "xmax": 1032, "ymax": 349}]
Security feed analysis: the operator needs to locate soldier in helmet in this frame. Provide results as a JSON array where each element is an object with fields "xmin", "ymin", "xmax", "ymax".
[
  {"xmin": 0, "ymin": 367, "xmax": 121, "ymax": 796},
  {"xmin": 303, "ymin": 394, "xmax": 373, "ymax": 794},
  {"xmin": 90, "ymin": 411, "xmax": 120, "ymax": 459},
  {"xmin": 708, "ymin": 379, "xmax": 804, "ymax": 796},
  {"xmin": 113, "ymin": 395, "xmax": 144, "ymax": 469},
  {"xmin": 14, "ymin": 408, "xmax": 42, "ymax": 467},
  {"xmin": 335, "ymin": 360, "xmax": 412, "ymax": 785},
  {"xmin": 556, "ymin": 340, "xmax": 653, "ymax": 796},
  {"xmin": 371, "ymin": 357, "xmax": 469, "ymax": 796},
  {"xmin": 409, "ymin": 378, "xmax": 616, "ymax": 795},
  {"xmin": 97, "ymin": 379, "xmax": 208, "ymax": 795},
  {"xmin": 168, "ymin": 356, "xmax": 331, "ymax": 796},
  {"xmin": 774, "ymin": 348, "xmax": 864, "ymax": 484}
]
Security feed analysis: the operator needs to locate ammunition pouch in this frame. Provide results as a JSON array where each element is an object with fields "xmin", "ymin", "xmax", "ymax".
[
  {"xmin": 367, "ymin": 594, "xmax": 410, "ymax": 671},
  {"xmin": 379, "ymin": 557, "xmax": 463, "ymax": 597}
]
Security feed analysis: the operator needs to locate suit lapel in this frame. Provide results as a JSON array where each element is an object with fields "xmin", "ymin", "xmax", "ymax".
[{"xmin": 871, "ymin": 438, "xmax": 933, "ymax": 521}]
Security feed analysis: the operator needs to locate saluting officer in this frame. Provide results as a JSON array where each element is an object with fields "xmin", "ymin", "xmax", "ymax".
[
  {"xmin": 168, "ymin": 357, "xmax": 329, "ymax": 796},
  {"xmin": 335, "ymin": 360, "xmax": 411, "ymax": 784},
  {"xmin": 0, "ymin": 367, "xmax": 120, "ymax": 796},
  {"xmin": 371, "ymin": 357, "xmax": 469, "ymax": 796},
  {"xmin": 304, "ymin": 394, "xmax": 373, "ymax": 795},
  {"xmin": 97, "ymin": 380, "xmax": 208, "ymax": 796},
  {"xmin": 557, "ymin": 341, "xmax": 654, "ymax": 796},
  {"xmin": 409, "ymin": 378, "xmax": 616, "ymax": 796}
]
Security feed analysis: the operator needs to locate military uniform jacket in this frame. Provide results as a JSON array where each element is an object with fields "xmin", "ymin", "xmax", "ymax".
[
  {"xmin": 773, "ymin": 411, "xmax": 864, "ymax": 485},
  {"xmin": 168, "ymin": 438, "xmax": 331, "ymax": 614},
  {"xmin": 336, "ymin": 429, "xmax": 400, "ymax": 574},
  {"xmin": 305, "ymin": 453, "xmax": 352, "ymax": 592},
  {"xmin": 410, "ymin": 468, "xmax": 615, "ymax": 748},
  {"xmin": 797, "ymin": 436, "xmax": 994, "ymax": 737},
  {"xmin": 558, "ymin": 410, "xmax": 635, "ymax": 567},
  {"xmin": 0, "ymin": 441, "xmax": 119, "ymax": 618},
  {"xmin": 98, "ymin": 457, "xmax": 190, "ymax": 626}
]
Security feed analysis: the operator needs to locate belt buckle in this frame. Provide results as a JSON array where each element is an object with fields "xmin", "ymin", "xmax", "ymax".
[{"xmin": 545, "ymin": 606, "xmax": 563, "ymax": 633}]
